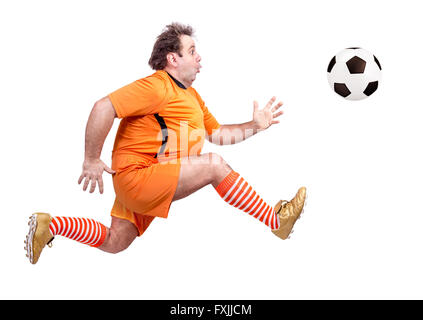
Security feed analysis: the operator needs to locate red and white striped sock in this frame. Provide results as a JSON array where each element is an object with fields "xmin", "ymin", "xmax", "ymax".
[
  {"xmin": 49, "ymin": 217, "xmax": 107, "ymax": 248},
  {"xmin": 215, "ymin": 171, "xmax": 280, "ymax": 230}
]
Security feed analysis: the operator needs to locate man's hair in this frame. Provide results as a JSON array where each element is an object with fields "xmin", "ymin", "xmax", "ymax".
[{"xmin": 148, "ymin": 23, "xmax": 194, "ymax": 70}]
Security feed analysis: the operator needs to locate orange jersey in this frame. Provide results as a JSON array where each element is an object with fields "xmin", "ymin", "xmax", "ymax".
[{"xmin": 108, "ymin": 70, "xmax": 220, "ymax": 170}]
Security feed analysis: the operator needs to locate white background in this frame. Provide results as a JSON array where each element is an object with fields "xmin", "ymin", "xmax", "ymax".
[{"xmin": 1, "ymin": 0, "xmax": 423, "ymax": 299}]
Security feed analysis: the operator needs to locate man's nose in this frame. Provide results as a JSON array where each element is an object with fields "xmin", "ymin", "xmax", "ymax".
[{"xmin": 196, "ymin": 53, "xmax": 201, "ymax": 62}]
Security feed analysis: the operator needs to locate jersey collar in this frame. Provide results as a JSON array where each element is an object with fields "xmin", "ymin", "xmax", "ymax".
[{"xmin": 166, "ymin": 71, "xmax": 187, "ymax": 90}]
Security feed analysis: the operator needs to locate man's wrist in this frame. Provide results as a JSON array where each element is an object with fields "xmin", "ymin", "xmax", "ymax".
[
  {"xmin": 84, "ymin": 156, "xmax": 100, "ymax": 163},
  {"xmin": 249, "ymin": 120, "xmax": 261, "ymax": 132}
]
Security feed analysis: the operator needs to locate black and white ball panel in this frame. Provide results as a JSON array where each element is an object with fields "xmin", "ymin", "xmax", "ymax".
[{"xmin": 327, "ymin": 47, "xmax": 382, "ymax": 100}]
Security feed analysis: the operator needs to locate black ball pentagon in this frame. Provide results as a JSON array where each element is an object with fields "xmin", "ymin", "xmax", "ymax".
[
  {"xmin": 346, "ymin": 56, "xmax": 366, "ymax": 74},
  {"xmin": 374, "ymin": 55, "xmax": 382, "ymax": 70},
  {"xmin": 327, "ymin": 56, "xmax": 336, "ymax": 72},
  {"xmin": 334, "ymin": 83, "xmax": 351, "ymax": 97},
  {"xmin": 363, "ymin": 81, "xmax": 378, "ymax": 96}
]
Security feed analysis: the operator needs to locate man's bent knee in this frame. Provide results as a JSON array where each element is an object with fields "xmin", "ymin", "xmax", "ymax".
[
  {"xmin": 99, "ymin": 230, "xmax": 135, "ymax": 254},
  {"xmin": 204, "ymin": 153, "xmax": 232, "ymax": 187},
  {"xmin": 98, "ymin": 217, "xmax": 137, "ymax": 254}
]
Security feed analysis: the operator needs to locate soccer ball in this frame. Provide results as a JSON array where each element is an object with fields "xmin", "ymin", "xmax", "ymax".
[{"xmin": 327, "ymin": 47, "xmax": 382, "ymax": 100}]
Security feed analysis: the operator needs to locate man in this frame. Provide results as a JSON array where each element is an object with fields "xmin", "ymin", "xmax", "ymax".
[{"xmin": 25, "ymin": 23, "xmax": 306, "ymax": 264}]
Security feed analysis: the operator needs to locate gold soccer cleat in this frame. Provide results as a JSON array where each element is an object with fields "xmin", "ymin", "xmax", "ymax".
[
  {"xmin": 272, "ymin": 187, "xmax": 307, "ymax": 240},
  {"xmin": 24, "ymin": 213, "xmax": 54, "ymax": 264}
]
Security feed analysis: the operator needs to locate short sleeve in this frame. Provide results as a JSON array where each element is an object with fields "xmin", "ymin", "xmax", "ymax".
[
  {"xmin": 190, "ymin": 88, "xmax": 221, "ymax": 135},
  {"xmin": 108, "ymin": 72, "xmax": 170, "ymax": 118}
]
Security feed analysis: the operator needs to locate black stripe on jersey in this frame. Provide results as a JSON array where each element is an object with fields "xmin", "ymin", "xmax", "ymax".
[
  {"xmin": 166, "ymin": 71, "xmax": 186, "ymax": 89},
  {"xmin": 153, "ymin": 113, "xmax": 168, "ymax": 158}
]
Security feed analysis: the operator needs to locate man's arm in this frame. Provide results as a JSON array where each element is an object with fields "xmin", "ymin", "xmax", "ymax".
[
  {"xmin": 207, "ymin": 96, "xmax": 283, "ymax": 145},
  {"xmin": 78, "ymin": 96, "xmax": 117, "ymax": 194},
  {"xmin": 207, "ymin": 121, "xmax": 259, "ymax": 145}
]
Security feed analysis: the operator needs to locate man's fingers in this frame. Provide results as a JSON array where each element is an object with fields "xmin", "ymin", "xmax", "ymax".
[
  {"xmin": 78, "ymin": 174, "xmax": 85, "ymax": 185},
  {"xmin": 83, "ymin": 176, "xmax": 91, "ymax": 191},
  {"xmin": 79, "ymin": 160, "xmax": 114, "ymax": 193},
  {"xmin": 253, "ymin": 100, "xmax": 259, "ymax": 112},
  {"xmin": 273, "ymin": 111, "xmax": 284, "ymax": 118},
  {"xmin": 104, "ymin": 165, "xmax": 116, "ymax": 175},
  {"xmin": 98, "ymin": 177, "xmax": 104, "ymax": 194},
  {"xmin": 271, "ymin": 101, "xmax": 283, "ymax": 112},
  {"xmin": 89, "ymin": 179, "xmax": 97, "ymax": 193},
  {"xmin": 265, "ymin": 96, "xmax": 276, "ymax": 109}
]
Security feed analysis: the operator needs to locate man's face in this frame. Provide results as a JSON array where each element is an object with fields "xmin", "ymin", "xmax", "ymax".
[{"xmin": 175, "ymin": 35, "xmax": 202, "ymax": 86}]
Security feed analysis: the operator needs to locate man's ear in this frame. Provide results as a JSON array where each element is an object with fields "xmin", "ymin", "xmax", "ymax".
[{"xmin": 166, "ymin": 52, "xmax": 178, "ymax": 67}]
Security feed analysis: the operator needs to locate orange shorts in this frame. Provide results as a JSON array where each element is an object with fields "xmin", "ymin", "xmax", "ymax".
[{"xmin": 111, "ymin": 155, "xmax": 181, "ymax": 236}]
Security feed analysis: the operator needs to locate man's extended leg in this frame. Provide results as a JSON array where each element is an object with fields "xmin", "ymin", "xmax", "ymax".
[
  {"xmin": 172, "ymin": 152, "xmax": 233, "ymax": 201},
  {"xmin": 174, "ymin": 153, "xmax": 279, "ymax": 229},
  {"xmin": 173, "ymin": 153, "xmax": 306, "ymax": 235},
  {"xmin": 25, "ymin": 213, "xmax": 137, "ymax": 264}
]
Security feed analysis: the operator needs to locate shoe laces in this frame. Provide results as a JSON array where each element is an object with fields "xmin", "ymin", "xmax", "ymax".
[{"xmin": 276, "ymin": 200, "xmax": 290, "ymax": 216}]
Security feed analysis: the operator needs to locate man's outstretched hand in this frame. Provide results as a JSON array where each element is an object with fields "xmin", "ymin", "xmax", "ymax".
[
  {"xmin": 78, "ymin": 158, "xmax": 116, "ymax": 194},
  {"xmin": 252, "ymin": 96, "xmax": 284, "ymax": 130}
]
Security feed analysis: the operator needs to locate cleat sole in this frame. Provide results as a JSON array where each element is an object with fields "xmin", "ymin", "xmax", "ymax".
[{"xmin": 25, "ymin": 214, "xmax": 37, "ymax": 264}]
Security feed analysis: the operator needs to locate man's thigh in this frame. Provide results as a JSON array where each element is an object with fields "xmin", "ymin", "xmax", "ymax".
[
  {"xmin": 113, "ymin": 160, "xmax": 180, "ymax": 218},
  {"xmin": 172, "ymin": 153, "xmax": 232, "ymax": 201}
]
